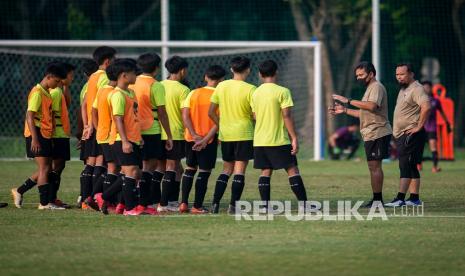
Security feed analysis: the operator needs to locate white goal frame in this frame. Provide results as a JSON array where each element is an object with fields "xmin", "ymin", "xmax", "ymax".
[{"xmin": 0, "ymin": 39, "xmax": 323, "ymax": 161}]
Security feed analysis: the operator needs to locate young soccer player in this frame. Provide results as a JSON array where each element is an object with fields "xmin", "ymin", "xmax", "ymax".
[
  {"xmin": 252, "ymin": 60, "xmax": 308, "ymax": 212},
  {"xmin": 131, "ymin": 53, "xmax": 173, "ymax": 214},
  {"xmin": 179, "ymin": 65, "xmax": 226, "ymax": 214},
  {"xmin": 81, "ymin": 46, "xmax": 116, "ymax": 210},
  {"xmin": 209, "ymin": 56, "xmax": 256, "ymax": 214},
  {"xmin": 76, "ymin": 59, "xmax": 98, "ymax": 207},
  {"xmin": 157, "ymin": 56, "xmax": 190, "ymax": 212},
  {"xmin": 90, "ymin": 62, "xmax": 120, "ymax": 213},
  {"xmin": 108, "ymin": 59, "xmax": 145, "ymax": 216},
  {"xmin": 48, "ymin": 62, "xmax": 76, "ymax": 208},
  {"xmin": 13, "ymin": 62, "xmax": 67, "ymax": 210},
  {"xmin": 11, "ymin": 62, "xmax": 75, "ymax": 208}
]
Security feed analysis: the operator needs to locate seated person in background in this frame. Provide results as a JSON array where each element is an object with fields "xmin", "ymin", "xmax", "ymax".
[{"xmin": 328, "ymin": 124, "xmax": 360, "ymax": 160}]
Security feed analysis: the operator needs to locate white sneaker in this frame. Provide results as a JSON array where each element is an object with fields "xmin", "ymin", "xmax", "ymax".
[
  {"xmin": 11, "ymin": 188, "xmax": 23, "ymax": 208},
  {"xmin": 167, "ymin": 201, "xmax": 179, "ymax": 212},
  {"xmin": 38, "ymin": 203, "xmax": 66, "ymax": 210},
  {"xmin": 157, "ymin": 205, "xmax": 169, "ymax": 212},
  {"xmin": 405, "ymin": 199, "xmax": 423, "ymax": 206},
  {"xmin": 384, "ymin": 198, "xmax": 405, "ymax": 207}
]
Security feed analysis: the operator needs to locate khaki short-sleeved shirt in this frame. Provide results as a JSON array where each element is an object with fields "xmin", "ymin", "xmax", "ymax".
[
  {"xmin": 359, "ymin": 81, "xmax": 392, "ymax": 141},
  {"xmin": 393, "ymin": 81, "xmax": 430, "ymax": 138}
]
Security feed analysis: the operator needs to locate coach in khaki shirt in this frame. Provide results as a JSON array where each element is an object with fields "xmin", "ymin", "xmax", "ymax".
[
  {"xmin": 385, "ymin": 63, "xmax": 431, "ymax": 208},
  {"xmin": 331, "ymin": 61, "xmax": 392, "ymax": 207}
]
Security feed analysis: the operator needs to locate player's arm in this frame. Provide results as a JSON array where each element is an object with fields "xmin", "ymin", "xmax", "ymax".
[
  {"xmin": 333, "ymin": 94, "xmax": 377, "ymax": 112},
  {"xmin": 114, "ymin": 116, "xmax": 132, "ymax": 153},
  {"xmin": 282, "ymin": 107, "xmax": 298, "ymax": 155},
  {"xmin": 182, "ymin": 107, "xmax": 201, "ymax": 141},
  {"xmin": 63, "ymin": 85, "xmax": 71, "ymax": 107},
  {"xmin": 208, "ymin": 103, "xmax": 220, "ymax": 126},
  {"xmin": 81, "ymin": 93, "xmax": 91, "ymax": 139},
  {"xmin": 193, "ymin": 125, "xmax": 218, "ymax": 151},
  {"xmin": 91, "ymin": 107, "xmax": 99, "ymax": 130},
  {"xmin": 157, "ymin": 106, "xmax": 173, "ymax": 150},
  {"xmin": 437, "ymin": 101, "xmax": 452, "ymax": 132},
  {"xmin": 406, "ymin": 101, "xmax": 431, "ymax": 135},
  {"xmin": 26, "ymin": 111, "xmax": 41, "ymax": 154}
]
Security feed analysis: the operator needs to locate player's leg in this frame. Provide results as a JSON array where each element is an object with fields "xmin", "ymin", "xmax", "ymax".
[
  {"xmin": 429, "ymin": 131, "xmax": 440, "ymax": 172},
  {"xmin": 158, "ymin": 158, "xmax": 177, "ymax": 211},
  {"xmin": 180, "ymin": 141, "xmax": 198, "ymax": 212},
  {"xmin": 37, "ymin": 156, "xmax": 63, "ymax": 209},
  {"xmin": 228, "ymin": 141, "xmax": 253, "ymax": 213},
  {"xmin": 191, "ymin": 141, "xmax": 217, "ymax": 214},
  {"xmin": 211, "ymin": 161, "xmax": 233, "ymax": 213},
  {"xmin": 11, "ymin": 170, "xmax": 38, "ymax": 208}
]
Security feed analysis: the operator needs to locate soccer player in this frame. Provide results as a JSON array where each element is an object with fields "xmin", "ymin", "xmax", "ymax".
[
  {"xmin": 131, "ymin": 53, "xmax": 173, "ymax": 214},
  {"xmin": 157, "ymin": 56, "xmax": 190, "ymax": 212},
  {"xmin": 418, "ymin": 80, "xmax": 452, "ymax": 173},
  {"xmin": 11, "ymin": 62, "xmax": 75, "ymax": 208},
  {"xmin": 331, "ymin": 61, "xmax": 393, "ymax": 207},
  {"xmin": 385, "ymin": 63, "xmax": 431, "ymax": 207},
  {"xmin": 108, "ymin": 59, "xmax": 145, "ymax": 216},
  {"xmin": 328, "ymin": 124, "xmax": 360, "ymax": 160},
  {"xmin": 76, "ymin": 59, "xmax": 98, "ymax": 207},
  {"xmin": 251, "ymin": 60, "xmax": 307, "ymax": 212},
  {"xmin": 179, "ymin": 65, "xmax": 225, "ymax": 214},
  {"xmin": 13, "ymin": 62, "xmax": 67, "ymax": 210},
  {"xmin": 209, "ymin": 56, "xmax": 256, "ymax": 214},
  {"xmin": 48, "ymin": 62, "xmax": 76, "ymax": 208},
  {"xmin": 81, "ymin": 46, "xmax": 116, "ymax": 210},
  {"xmin": 90, "ymin": 62, "xmax": 120, "ymax": 213}
]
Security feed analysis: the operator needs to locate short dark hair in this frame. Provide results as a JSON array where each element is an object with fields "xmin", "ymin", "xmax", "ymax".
[
  {"xmin": 82, "ymin": 58, "xmax": 98, "ymax": 77},
  {"xmin": 137, "ymin": 53, "xmax": 161, "ymax": 74},
  {"xmin": 112, "ymin": 59, "xmax": 137, "ymax": 79},
  {"xmin": 165, "ymin": 56, "xmax": 188, "ymax": 74},
  {"xmin": 258, "ymin": 60, "xmax": 278, "ymax": 77},
  {"xmin": 92, "ymin": 46, "xmax": 117, "ymax": 65},
  {"xmin": 396, "ymin": 63, "xmax": 414, "ymax": 73},
  {"xmin": 105, "ymin": 63, "xmax": 118, "ymax": 82},
  {"xmin": 421, "ymin": 80, "xmax": 432, "ymax": 86},
  {"xmin": 45, "ymin": 61, "xmax": 67, "ymax": 79},
  {"xmin": 205, "ymin": 65, "xmax": 226, "ymax": 80},
  {"xmin": 230, "ymin": 56, "xmax": 250, "ymax": 73},
  {"xmin": 354, "ymin": 61, "xmax": 376, "ymax": 76},
  {"xmin": 61, "ymin": 62, "xmax": 76, "ymax": 74}
]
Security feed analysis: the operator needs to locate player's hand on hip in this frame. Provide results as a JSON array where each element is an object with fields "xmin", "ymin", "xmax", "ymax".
[
  {"xmin": 122, "ymin": 141, "xmax": 133, "ymax": 153},
  {"xmin": 406, "ymin": 126, "xmax": 422, "ymax": 135}
]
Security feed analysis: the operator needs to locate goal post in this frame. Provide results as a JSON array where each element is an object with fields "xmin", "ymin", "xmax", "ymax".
[{"xmin": 0, "ymin": 40, "xmax": 323, "ymax": 160}]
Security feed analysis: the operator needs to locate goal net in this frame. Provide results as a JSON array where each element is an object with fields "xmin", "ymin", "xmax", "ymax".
[{"xmin": 0, "ymin": 41, "xmax": 323, "ymax": 160}]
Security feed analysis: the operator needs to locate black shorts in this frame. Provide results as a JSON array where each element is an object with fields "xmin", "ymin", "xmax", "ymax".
[
  {"xmin": 79, "ymin": 140, "xmax": 87, "ymax": 161},
  {"xmin": 141, "ymin": 134, "xmax": 164, "ymax": 160},
  {"xmin": 161, "ymin": 140, "xmax": 186, "ymax": 160},
  {"xmin": 253, "ymin": 145, "xmax": 298, "ymax": 170},
  {"xmin": 396, "ymin": 130, "xmax": 426, "ymax": 164},
  {"xmin": 84, "ymin": 130, "xmax": 102, "ymax": 158},
  {"xmin": 25, "ymin": 128, "xmax": 52, "ymax": 158},
  {"xmin": 51, "ymin": 138, "xmax": 70, "ymax": 161},
  {"xmin": 427, "ymin": 131, "xmax": 437, "ymax": 140},
  {"xmin": 185, "ymin": 138, "xmax": 218, "ymax": 170},
  {"xmin": 101, "ymin": 143, "xmax": 118, "ymax": 164},
  {"xmin": 111, "ymin": 141, "xmax": 142, "ymax": 166},
  {"xmin": 364, "ymin": 134, "xmax": 391, "ymax": 161},
  {"xmin": 221, "ymin": 140, "xmax": 254, "ymax": 162}
]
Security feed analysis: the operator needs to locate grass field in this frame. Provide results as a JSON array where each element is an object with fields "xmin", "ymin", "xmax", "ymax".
[{"xmin": 1, "ymin": 158, "xmax": 465, "ymax": 275}]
